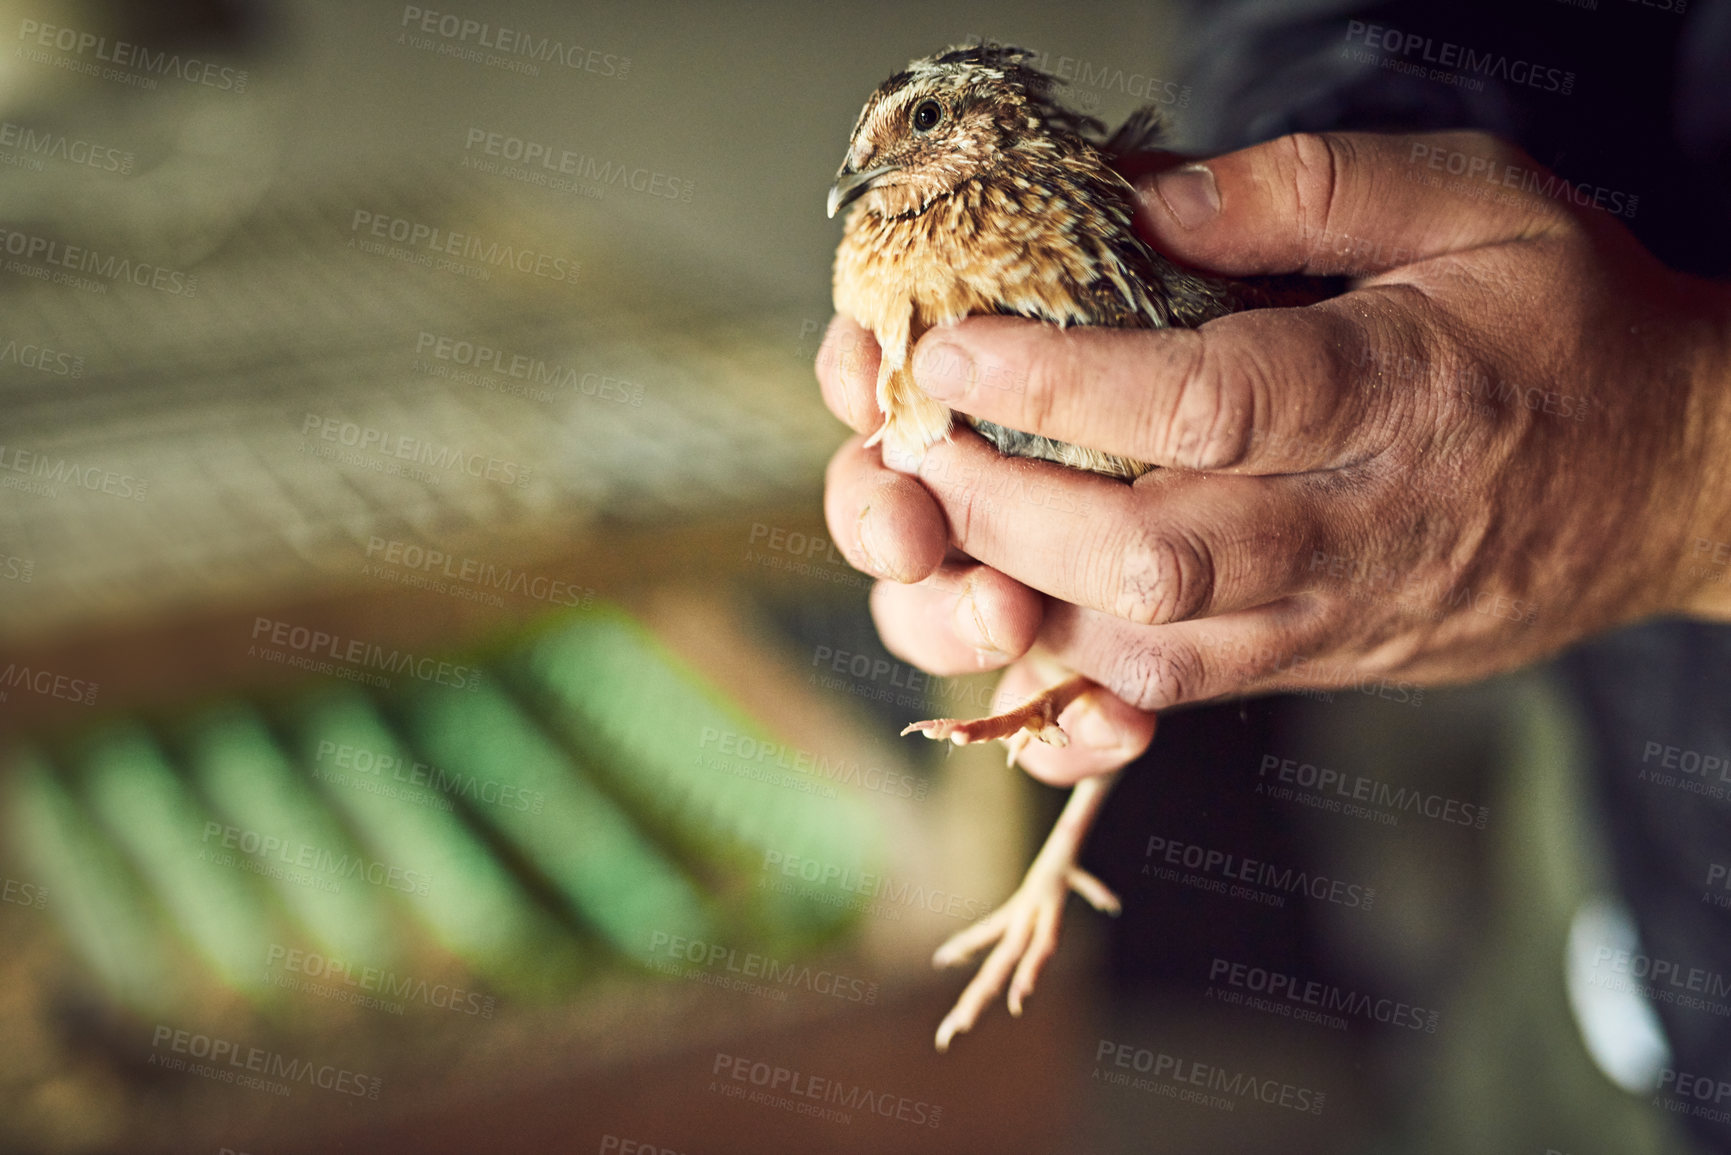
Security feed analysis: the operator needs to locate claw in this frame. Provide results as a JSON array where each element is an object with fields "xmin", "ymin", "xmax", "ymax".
[
  {"xmin": 900, "ymin": 717, "xmax": 963, "ymax": 742},
  {"xmin": 904, "ymin": 674, "xmax": 1094, "ymax": 751},
  {"xmin": 930, "ymin": 771, "xmax": 1122, "ymax": 1051},
  {"xmin": 1067, "ymin": 865, "xmax": 1122, "ymax": 916}
]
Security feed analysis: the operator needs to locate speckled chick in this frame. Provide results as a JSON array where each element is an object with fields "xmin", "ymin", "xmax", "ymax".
[
  {"xmin": 827, "ymin": 42, "xmax": 1311, "ymax": 1056},
  {"xmin": 829, "ymin": 43, "xmax": 1252, "ymax": 480}
]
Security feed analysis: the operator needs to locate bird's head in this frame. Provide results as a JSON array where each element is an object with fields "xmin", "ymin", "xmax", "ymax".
[{"xmin": 827, "ymin": 43, "xmax": 1099, "ymax": 220}]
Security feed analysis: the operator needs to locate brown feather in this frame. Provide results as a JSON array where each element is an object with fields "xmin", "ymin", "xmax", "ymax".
[{"xmin": 830, "ymin": 44, "xmax": 1273, "ymax": 481}]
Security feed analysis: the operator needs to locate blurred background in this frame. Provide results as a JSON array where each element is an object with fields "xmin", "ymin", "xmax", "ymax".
[{"xmin": 0, "ymin": 1, "xmax": 1707, "ymax": 1152}]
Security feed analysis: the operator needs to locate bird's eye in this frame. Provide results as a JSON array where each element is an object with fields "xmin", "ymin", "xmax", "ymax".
[{"xmin": 911, "ymin": 99, "xmax": 942, "ymax": 133}]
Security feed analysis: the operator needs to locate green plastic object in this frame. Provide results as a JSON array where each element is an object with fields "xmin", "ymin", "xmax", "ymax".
[
  {"xmin": 283, "ymin": 687, "xmax": 556, "ymax": 971},
  {"xmin": 5, "ymin": 603, "xmax": 888, "ymax": 1016},
  {"xmin": 76, "ymin": 724, "xmax": 278, "ymax": 993},
  {"xmin": 395, "ymin": 675, "xmax": 717, "ymax": 954},
  {"xmin": 185, "ymin": 703, "xmax": 397, "ymax": 965},
  {"xmin": 511, "ymin": 609, "xmax": 882, "ymax": 944},
  {"xmin": 8, "ymin": 746, "xmax": 184, "ymax": 1016}
]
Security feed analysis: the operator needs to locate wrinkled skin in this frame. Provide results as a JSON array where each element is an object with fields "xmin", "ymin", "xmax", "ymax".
[{"xmin": 817, "ymin": 130, "xmax": 1731, "ymax": 785}]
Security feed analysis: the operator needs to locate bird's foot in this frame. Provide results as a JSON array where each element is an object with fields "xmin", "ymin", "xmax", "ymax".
[
  {"xmin": 902, "ymin": 674, "xmax": 1093, "ymax": 768},
  {"xmin": 930, "ymin": 772, "xmax": 1121, "ymax": 1052}
]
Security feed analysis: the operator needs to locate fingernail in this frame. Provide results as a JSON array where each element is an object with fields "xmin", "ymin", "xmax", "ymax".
[
  {"xmin": 856, "ymin": 504, "xmax": 906, "ymax": 582},
  {"xmin": 1153, "ymin": 164, "xmax": 1220, "ymax": 229},
  {"xmin": 913, "ymin": 341, "xmax": 972, "ymax": 400},
  {"xmin": 954, "ymin": 581, "xmax": 1007, "ymax": 665},
  {"xmin": 1075, "ymin": 699, "xmax": 1122, "ymax": 750}
]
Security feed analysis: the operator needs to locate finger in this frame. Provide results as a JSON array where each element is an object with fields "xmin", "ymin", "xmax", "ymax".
[
  {"xmin": 1133, "ymin": 130, "xmax": 1571, "ymax": 278},
  {"xmin": 985, "ymin": 660, "xmax": 1154, "ymax": 788},
  {"xmin": 911, "ymin": 298, "xmax": 1405, "ymax": 472},
  {"xmin": 869, "ymin": 564, "xmax": 1042, "ymax": 675},
  {"xmin": 822, "ymin": 435, "xmax": 947, "ymax": 582},
  {"xmin": 913, "ymin": 431, "xmax": 1331, "ymax": 626},
  {"xmin": 1007, "ymin": 899, "xmax": 1062, "ymax": 1016},
  {"xmin": 1039, "ymin": 598, "xmax": 1325, "ymax": 715},
  {"xmin": 815, "ymin": 315, "xmax": 883, "ymax": 435}
]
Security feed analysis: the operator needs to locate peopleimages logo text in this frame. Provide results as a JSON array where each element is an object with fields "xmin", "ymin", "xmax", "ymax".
[
  {"xmin": 1343, "ymin": 20, "xmax": 1574, "ymax": 93},
  {"xmin": 18, "ymin": 20, "xmax": 250, "ymax": 90}
]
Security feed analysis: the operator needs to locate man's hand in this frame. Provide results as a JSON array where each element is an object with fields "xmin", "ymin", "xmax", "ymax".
[{"xmin": 817, "ymin": 130, "xmax": 1731, "ymax": 785}]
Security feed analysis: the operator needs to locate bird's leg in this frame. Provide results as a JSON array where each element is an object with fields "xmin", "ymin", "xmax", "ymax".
[
  {"xmin": 932, "ymin": 769, "xmax": 1121, "ymax": 1052},
  {"xmin": 864, "ymin": 360, "xmax": 954, "ymax": 461},
  {"xmin": 904, "ymin": 673, "xmax": 1095, "ymax": 769},
  {"xmin": 910, "ymin": 671, "xmax": 1124, "ymax": 1050},
  {"xmin": 861, "ymin": 311, "xmax": 953, "ymax": 461}
]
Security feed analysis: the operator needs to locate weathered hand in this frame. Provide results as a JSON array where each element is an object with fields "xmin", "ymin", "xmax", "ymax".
[{"xmin": 819, "ymin": 130, "xmax": 1731, "ymax": 785}]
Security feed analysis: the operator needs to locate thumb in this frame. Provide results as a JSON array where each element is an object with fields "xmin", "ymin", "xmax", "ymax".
[{"xmin": 1131, "ymin": 130, "xmax": 1571, "ymax": 278}]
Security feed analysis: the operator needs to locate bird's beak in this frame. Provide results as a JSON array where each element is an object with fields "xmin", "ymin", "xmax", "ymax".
[{"xmin": 827, "ymin": 163, "xmax": 897, "ymax": 219}]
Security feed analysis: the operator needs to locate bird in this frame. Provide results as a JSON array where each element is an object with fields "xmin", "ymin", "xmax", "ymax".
[{"xmin": 828, "ymin": 43, "xmax": 1327, "ymax": 1052}]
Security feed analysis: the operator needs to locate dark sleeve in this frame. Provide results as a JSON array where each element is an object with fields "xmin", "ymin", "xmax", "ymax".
[
  {"xmin": 1172, "ymin": 2, "xmax": 1731, "ymax": 1149},
  {"xmin": 1175, "ymin": 0, "xmax": 1731, "ymax": 275},
  {"xmin": 1564, "ymin": 622, "xmax": 1731, "ymax": 1130}
]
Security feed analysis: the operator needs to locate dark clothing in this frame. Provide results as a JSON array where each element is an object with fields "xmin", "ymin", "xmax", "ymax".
[
  {"xmin": 1177, "ymin": 1, "xmax": 1731, "ymax": 1148},
  {"xmin": 1179, "ymin": 0, "xmax": 1731, "ymax": 275}
]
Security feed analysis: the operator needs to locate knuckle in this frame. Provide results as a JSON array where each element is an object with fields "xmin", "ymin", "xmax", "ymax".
[
  {"xmin": 1019, "ymin": 333, "xmax": 1078, "ymax": 432},
  {"xmin": 1112, "ymin": 527, "xmax": 1214, "ymax": 627},
  {"xmin": 1278, "ymin": 131, "xmax": 1351, "ymax": 247},
  {"xmin": 943, "ymin": 474, "xmax": 985, "ymax": 552},
  {"xmin": 1342, "ymin": 300, "xmax": 1434, "ymax": 433},
  {"xmin": 1113, "ymin": 641, "xmax": 1206, "ymax": 712},
  {"xmin": 1155, "ymin": 330, "xmax": 1256, "ymax": 470},
  {"xmin": 1177, "ymin": 340, "xmax": 1257, "ymax": 469}
]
